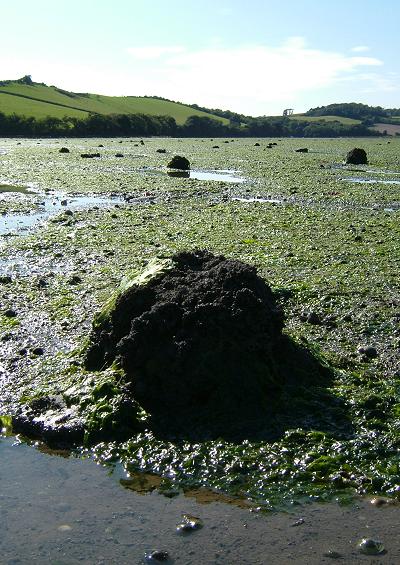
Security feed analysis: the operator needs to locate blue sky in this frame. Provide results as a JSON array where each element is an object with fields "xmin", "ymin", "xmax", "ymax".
[{"xmin": 1, "ymin": 0, "xmax": 399, "ymax": 115}]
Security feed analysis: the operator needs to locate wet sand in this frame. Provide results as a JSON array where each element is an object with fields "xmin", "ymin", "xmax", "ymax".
[{"xmin": 1, "ymin": 436, "xmax": 399, "ymax": 564}]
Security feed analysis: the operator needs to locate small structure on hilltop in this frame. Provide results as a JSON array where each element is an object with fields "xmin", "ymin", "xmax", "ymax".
[{"xmin": 283, "ymin": 108, "xmax": 294, "ymax": 116}]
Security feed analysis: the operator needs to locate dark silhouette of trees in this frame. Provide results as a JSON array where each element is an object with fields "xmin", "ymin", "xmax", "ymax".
[{"xmin": 0, "ymin": 110, "xmax": 379, "ymax": 138}]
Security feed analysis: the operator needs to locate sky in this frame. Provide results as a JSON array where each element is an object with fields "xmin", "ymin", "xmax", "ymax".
[{"xmin": 0, "ymin": 0, "xmax": 399, "ymax": 116}]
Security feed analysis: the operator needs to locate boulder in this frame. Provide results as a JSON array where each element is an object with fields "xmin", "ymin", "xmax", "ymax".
[
  {"xmin": 59, "ymin": 147, "xmax": 70, "ymax": 153},
  {"xmin": 85, "ymin": 251, "xmax": 285, "ymax": 433},
  {"xmin": 167, "ymin": 155, "xmax": 190, "ymax": 170},
  {"xmin": 345, "ymin": 148, "xmax": 368, "ymax": 165}
]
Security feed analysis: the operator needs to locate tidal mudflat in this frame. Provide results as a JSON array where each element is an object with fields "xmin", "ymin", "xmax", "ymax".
[{"xmin": 0, "ymin": 136, "xmax": 399, "ymax": 562}]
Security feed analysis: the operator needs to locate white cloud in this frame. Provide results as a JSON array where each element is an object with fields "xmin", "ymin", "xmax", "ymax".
[
  {"xmin": 127, "ymin": 46, "xmax": 185, "ymax": 60},
  {"xmin": 351, "ymin": 45, "xmax": 370, "ymax": 52},
  {"xmin": 122, "ymin": 37, "xmax": 383, "ymax": 114}
]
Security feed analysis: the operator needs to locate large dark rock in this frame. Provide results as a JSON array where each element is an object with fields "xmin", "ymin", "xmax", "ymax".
[
  {"xmin": 85, "ymin": 251, "xmax": 286, "ymax": 432},
  {"xmin": 345, "ymin": 148, "xmax": 368, "ymax": 165},
  {"xmin": 83, "ymin": 250, "xmax": 347, "ymax": 441},
  {"xmin": 167, "ymin": 155, "xmax": 190, "ymax": 170}
]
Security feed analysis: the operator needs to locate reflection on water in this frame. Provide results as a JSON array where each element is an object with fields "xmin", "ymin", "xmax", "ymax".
[
  {"xmin": 142, "ymin": 167, "xmax": 245, "ymax": 183},
  {"xmin": 167, "ymin": 171, "xmax": 190, "ymax": 179},
  {"xmin": 188, "ymin": 170, "xmax": 244, "ymax": 183},
  {"xmin": 232, "ymin": 196, "xmax": 283, "ymax": 204},
  {"xmin": 341, "ymin": 176, "xmax": 400, "ymax": 185}
]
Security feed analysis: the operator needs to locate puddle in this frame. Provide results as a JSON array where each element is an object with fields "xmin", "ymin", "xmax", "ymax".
[
  {"xmin": 187, "ymin": 170, "xmax": 244, "ymax": 183},
  {"xmin": 232, "ymin": 196, "xmax": 284, "ymax": 204},
  {"xmin": 365, "ymin": 170, "xmax": 400, "ymax": 176},
  {"xmin": 0, "ymin": 193, "xmax": 124, "ymax": 236},
  {"xmin": 340, "ymin": 177, "xmax": 400, "ymax": 185},
  {"xmin": 141, "ymin": 167, "xmax": 245, "ymax": 183}
]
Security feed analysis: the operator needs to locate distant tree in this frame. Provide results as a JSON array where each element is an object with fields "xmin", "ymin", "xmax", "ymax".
[{"xmin": 18, "ymin": 75, "xmax": 34, "ymax": 85}]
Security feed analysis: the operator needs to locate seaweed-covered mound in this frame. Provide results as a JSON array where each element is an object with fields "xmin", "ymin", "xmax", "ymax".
[
  {"xmin": 85, "ymin": 251, "xmax": 287, "ymax": 432},
  {"xmin": 346, "ymin": 148, "xmax": 368, "ymax": 165},
  {"xmin": 167, "ymin": 155, "xmax": 190, "ymax": 170}
]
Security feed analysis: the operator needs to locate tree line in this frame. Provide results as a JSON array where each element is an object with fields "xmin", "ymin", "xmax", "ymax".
[
  {"xmin": 306, "ymin": 102, "xmax": 400, "ymax": 124},
  {"xmin": 0, "ymin": 110, "xmax": 379, "ymax": 138}
]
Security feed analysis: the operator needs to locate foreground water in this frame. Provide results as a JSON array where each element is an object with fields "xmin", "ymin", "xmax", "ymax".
[{"xmin": 1, "ymin": 435, "xmax": 400, "ymax": 564}]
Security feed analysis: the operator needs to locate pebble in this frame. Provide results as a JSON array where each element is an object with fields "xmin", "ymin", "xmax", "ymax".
[
  {"xmin": 31, "ymin": 347, "xmax": 44, "ymax": 356},
  {"xmin": 358, "ymin": 346, "xmax": 378, "ymax": 358},
  {"xmin": 290, "ymin": 518, "xmax": 305, "ymax": 527},
  {"xmin": 4, "ymin": 309, "xmax": 17, "ymax": 318},
  {"xmin": 176, "ymin": 514, "xmax": 203, "ymax": 533},
  {"xmin": 300, "ymin": 311, "xmax": 322, "ymax": 325},
  {"xmin": 358, "ymin": 538, "xmax": 385, "ymax": 555},
  {"xmin": 323, "ymin": 550, "xmax": 342, "ymax": 559}
]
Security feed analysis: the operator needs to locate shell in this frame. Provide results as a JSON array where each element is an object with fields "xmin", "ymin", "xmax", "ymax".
[{"xmin": 358, "ymin": 538, "xmax": 385, "ymax": 555}]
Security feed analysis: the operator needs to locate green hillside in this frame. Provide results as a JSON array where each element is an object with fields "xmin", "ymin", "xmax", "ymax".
[
  {"xmin": 289, "ymin": 114, "xmax": 361, "ymax": 125},
  {"xmin": 0, "ymin": 79, "xmax": 228, "ymax": 125}
]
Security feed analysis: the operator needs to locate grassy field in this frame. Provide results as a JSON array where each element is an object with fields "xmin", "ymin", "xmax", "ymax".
[
  {"xmin": 289, "ymin": 114, "xmax": 361, "ymax": 124},
  {"xmin": 0, "ymin": 136, "xmax": 399, "ymax": 511},
  {"xmin": 0, "ymin": 82, "xmax": 228, "ymax": 124}
]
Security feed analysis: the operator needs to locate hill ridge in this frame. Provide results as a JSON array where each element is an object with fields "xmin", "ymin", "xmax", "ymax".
[{"xmin": 0, "ymin": 77, "xmax": 228, "ymax": 125}]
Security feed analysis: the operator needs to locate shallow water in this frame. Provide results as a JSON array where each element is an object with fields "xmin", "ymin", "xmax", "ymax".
[
  {"xmin": 232, "ymin": 196, "xmax": 283, "ymax": 204},
  {"xmin": 187, "ymin": 170, "xmax": 244, "ymax": 183},
  {"xmin": 341, "ymin": 176, "xmax": 400, "ymax": 185},
  {"xmin": 1, "ymin": 436, "xmax": 400, "ymax": 564},
  {"xmin": 141, "ymin": 168, "xmax": 245, "ymax": 183},
  {"xmin": 0, "ymin": 193, "xmax": 124, "ymax": 236}
]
